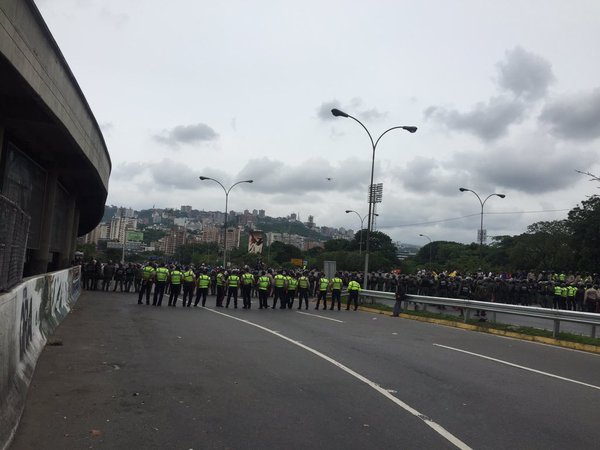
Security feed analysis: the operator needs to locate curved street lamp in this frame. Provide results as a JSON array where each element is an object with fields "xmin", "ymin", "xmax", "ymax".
[
  {"xmin": 345, "ymin": 210, "xmax": 378, "ymax": 256},
  {"xmin": 459, "ymin": 187, "xmax": 505, "ymax": 259},
  {"xmin": 333, "ymin": 108, "xmax": 416, "ymax": 289},
  {"xmin": 419, "ymin": 233, "xmax": 432, "ymax": 266},
  {"xmin": 199, "ymin": 176, "xmax": 253, "ymax": 268}
]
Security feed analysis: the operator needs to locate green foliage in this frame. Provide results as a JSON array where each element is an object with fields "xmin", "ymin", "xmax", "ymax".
[
  {"xmin": 568, "ymin": 196, "xmax": 600, "ymax": 271},
  {"xmin": 142, "ymin": 228, "xmax": 167, "ymax": 244}
]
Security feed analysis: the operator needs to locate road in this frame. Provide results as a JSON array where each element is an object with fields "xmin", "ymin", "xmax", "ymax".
[{"xmin": 10, "ymin": 290, "xmax": 600, "ymax": 449}]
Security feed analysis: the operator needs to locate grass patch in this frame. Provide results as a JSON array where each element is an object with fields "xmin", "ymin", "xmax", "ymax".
[{"xmin": 365, "ymin": 302, "xmax": 600, "ymax": 348}]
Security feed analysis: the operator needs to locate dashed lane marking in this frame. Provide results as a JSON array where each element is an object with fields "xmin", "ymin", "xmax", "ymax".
[
  {"xmin": 206, "ymin": 308, "xmax": 472, "ymax": 450},
  {"xmin": 296, "ymin": 311, "xmax": 344, "ymax": 323},
  {"xmin": 433, "ymin": 343, "xmax": 600, "ymax": 391}
]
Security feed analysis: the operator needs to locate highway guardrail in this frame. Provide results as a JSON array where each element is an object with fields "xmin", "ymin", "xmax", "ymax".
[{"xmin": 359, "ymin": 289, "xmax": 600, "ymax": 339}]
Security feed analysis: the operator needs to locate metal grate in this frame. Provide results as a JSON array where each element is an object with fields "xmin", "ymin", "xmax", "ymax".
[{"xmin": 0, "ymin": 194, "xmax": 30, "ymax": 291}]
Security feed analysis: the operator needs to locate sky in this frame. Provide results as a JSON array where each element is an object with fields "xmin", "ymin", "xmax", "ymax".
[{"xmin": 35, "ymin": 0, "xmax": 600, "ymax": 245}]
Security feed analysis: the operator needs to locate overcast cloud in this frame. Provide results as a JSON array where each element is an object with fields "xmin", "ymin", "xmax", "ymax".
[
  {"xmin": 539, "ymin": 88, "xmax": 600, "ymax": 141},
  {"xmin": 154, "ymin": 123, "xmax": 219, "ymax": 148},
  {"xmin": 496, "ymin": 47, "xmax": 555, "ymax": 101},
  {"xmin": 35, "ymin": 0, "xmax": 600, "ymax": 245}
]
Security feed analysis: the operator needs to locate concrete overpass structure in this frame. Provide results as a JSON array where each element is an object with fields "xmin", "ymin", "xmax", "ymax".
[
  {"xmin": 0, "ymin": 0, "xmax": 110, "ymax": 277},
  {"xmin": 0, "ymin": 2, "xmax": 109, "ymax": 448}
]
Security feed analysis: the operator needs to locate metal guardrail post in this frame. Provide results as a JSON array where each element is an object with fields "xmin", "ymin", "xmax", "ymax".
[
  {"xmin": 592, "ymin": 325, "xmax": 596, "ymax": 339},
  {"xmin": 464, "ymin": 309, "xmax": 470, "ymax": 323},
  {"xmin": 553, "ymin": 320, "xmax": 560, "ymax": 338}
]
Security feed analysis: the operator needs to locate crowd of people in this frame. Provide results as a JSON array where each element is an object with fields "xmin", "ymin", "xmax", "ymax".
[
  {"xmin": 81, "ymin": 260, "xmax": 363, "ymax": 311},
  {"xmin": 81, "ymin": 260, "xmax": 600, "ymax": 314}
]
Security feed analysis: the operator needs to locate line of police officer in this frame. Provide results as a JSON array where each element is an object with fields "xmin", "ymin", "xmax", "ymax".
[{"xmin": 136, "ymin": 263, "xmax": 363, "ymax": 311}]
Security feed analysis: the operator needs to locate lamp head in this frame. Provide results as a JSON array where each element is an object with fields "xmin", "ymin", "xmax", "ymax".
[
  {"xmin": 419, "ymin": 234, "xmax": 424, "ymax": 236},
  {"xmin": 331, "ymin": 108, "xmax": 349, "ymax": 118},
  {"xmin": 497, "ymin": 194, "xmax": 506, "ymax": 198},
  {"xmin": 459, "ymin": 187, "xmax": 467, "ymax": 192},
  {"xmin": 345, "ymin": 210, "xmax": 351, "ymax": 213},
  {"xmin": 244, "ymin": 180, "xmax": 254, "ymax": 184},
  {"xmin": 199, "ymin": 176, "xmax": 208, "ymax": 180},
  {"xmin": 373, "ymin": 213, "xmax": 379, "ymax": 217},
  {"xmin": 403, "ymin": 126, "xmax": 418, "ymax": 133}
]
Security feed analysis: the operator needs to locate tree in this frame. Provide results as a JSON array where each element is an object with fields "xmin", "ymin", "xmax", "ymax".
[
  {"xmin": 324, "ymin": 239, "xmax": 350, "ymax": 251},
  {"xmin": 567, "ymin": 196, "xmax": 600, "ymax": 271}
]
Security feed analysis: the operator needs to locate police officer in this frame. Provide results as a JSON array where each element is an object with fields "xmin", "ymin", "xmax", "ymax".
[
  {"xmin": 181, "ymin": 266, "xmax": 195, "ymax": 307},
  {"xmin": 226, "ymin": 269, "xmax": 240, "ymax": 308},
  {"xmin": 195, "ymin": 268, "xmax": 211, "ymax": 307},
  {"xmin": 272, "ymin": 270, "xmax": 287, "ymax": 309},
  {"xmin": 316, "ymin": 273, "xmax": 329, "ymax": 310},
  {"xmin": 257, "ymin": 271, "xmax": 271, "ymax": 309},
  {"xmin": 168, "ymin": 266, "xmax": 184, "ymax": 307},
  {"xmin": 286, "ymin": 272, "xmax": 298, "ymax": 309},
  {"xmin": 329, "ymin": 272, "xmax": 343, "ymax": 310},
  {"xmin": 153, "ymin": 262, "xmax": 169, "ymax": 306},
  {"xmin": 241, "ymin": 267, "xmax": 254, "ymax": 309},
  {"xmin": 347, "ymin": 276, "xmax": 361, "ymax": 311},
  {"xmin": 138, "ymin": 262, "xmax": 155, "ymax": 305},
  {"xmin": 297, "ymin": 272, "xmax": 310, "ymax": 310}
]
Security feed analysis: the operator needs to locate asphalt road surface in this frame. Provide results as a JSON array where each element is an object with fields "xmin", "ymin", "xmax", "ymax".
[{"xmin": 10, "ymin": 290, "xmax": 600, "ymax": 449}]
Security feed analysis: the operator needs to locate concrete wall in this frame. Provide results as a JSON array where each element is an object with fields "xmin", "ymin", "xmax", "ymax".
[
  {"xmin": 0, "ymin": 0, "xmax": 110, "ymax": 191},
  {"xmin": 0, "ymin": 266, "xmax": 81, "ymax": 450}
]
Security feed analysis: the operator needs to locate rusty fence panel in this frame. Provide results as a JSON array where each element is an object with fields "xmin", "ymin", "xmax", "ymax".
[{"xmin": 0, "ymin": 195, "xmax": 30, "ymax": 291}]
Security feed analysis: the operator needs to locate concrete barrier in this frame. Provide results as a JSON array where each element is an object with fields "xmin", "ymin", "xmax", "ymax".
[{"xmin": 0, "ymin": 266, "xmax": 80, "ymax": 450}]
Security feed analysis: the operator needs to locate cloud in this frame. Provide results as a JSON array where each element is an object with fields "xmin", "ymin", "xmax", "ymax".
[
  {"xmin": 424, "ymin": 96, "xmax": 525, "ymax": 141},
  {"xmin": 154, "ymin": 123, "xmax": 219, "ymax": 147},
  {"xmin": 496, "ymin": 47, "xmax": 555, "ymax": 101},
  {"xmin": 457, "ymin": 138, "xmax": 596, "ymax": 194},
  {"xmin": 317, "ymin": 98, "xmax": 387, "ymax": 122},
  {"xmin": 238, "ymin": 157, "xmax": 370, "ymax": 194},
  {"xmin": 539, "ymin": 88, "xmax": 600, "ymax": 140},
  {"xmin": 317, "ymin": 100, "xmax": 341, "ymax": 121},
  {"xmin": 148, "ymin": 160, "xmax": 201, "ymax": 189}
]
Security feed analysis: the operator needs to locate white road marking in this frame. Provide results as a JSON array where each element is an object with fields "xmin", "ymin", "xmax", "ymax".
[
  {"xmin": 296, "ymin": 311, "xmax": 344, "ymax": 323},
  {"xmin": 206, "ymin": 308, "xmax": 472, "ymax": 450},
  {"xmin": 433, "ymin": 343, "xmax": 600, "ymax": 391}
]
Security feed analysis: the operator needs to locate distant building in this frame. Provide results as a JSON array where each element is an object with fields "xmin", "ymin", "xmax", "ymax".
[
  {"xmin": 181, "ymin": 205, "xmax": 192, "ymax": 213},
  {"xmin": 80, "ymin": 223, "xmax": 109, "ymax": 245},
  {"xmin": 109, "ymin": 217, "xmax": 138, "ymax": 243},
  {"xmin": 158, "ymin": 226, "xmax": 186, "ymax": 255},
  {"xmin": 306, "ymin": 215, "xmax": 315, "ymax": 229},
  {"xmin": 258, "ymin": 209, "xmax": 266, "ymax": 218}
]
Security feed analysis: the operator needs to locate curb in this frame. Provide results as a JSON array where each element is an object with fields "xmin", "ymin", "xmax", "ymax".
[{"xmin": 357, "ymin": 305, "xmax": 600, "ymax": 355}]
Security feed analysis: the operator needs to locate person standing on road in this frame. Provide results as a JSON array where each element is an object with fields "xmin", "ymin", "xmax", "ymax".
[
  {"xmin": 241, "ymin": 267, "xmax": 254, "ymax": 309},
  {"xmin": 329, "ymin": 272, "xmax": 343, "ymax": 310},
  {"xmin": 215, "ymin": 269, "xmax": 225, "ymax": 307},
  {"xmin": 153, "ymin": 262, "xmax": 169, "ymax": 306},
  {"xmin": 257, "ymin": 271, "xmax": 271, "ymax": 309},
  {"xmin": 102, "ymin": 261, "xmax": 115, "ymax": 292},
  {"xmin": 168, "ymin": 266, "xmax": 184, "ymax": 307},
  {"xmin": 297, "ymin": 272, "xmax": 310, "ymax": 309},
  {"xmin": 272, "ymin": 270, "xmax": 287, "ymax": 309},
  {"xmin": 138, "ymin": 262, "xmax": 155, "ymax": 305},
  {"xmin": 226, "ymin": 269, "xmax": 240, "ymax": 308},
  {"xmin": 182, "ymin": 266, "xmax": 196, "ymax": 307},
  {"xmin": 194, "ymin": 268, "xmax": 211, "ymax": 307},
  {"xmin": 113, "ymin": 263, "xmax": 125, "ymax": 292},
  {"xmin": 315, "ymin": 273, "xmax": 329, "ymax": 310},
  {"xmin": 286, "ymin": 272, "xmax": 298, "ymax": 309},
  {"xmin": 346, "ymin": 277, "xmax": 361, "ymax": 311}
]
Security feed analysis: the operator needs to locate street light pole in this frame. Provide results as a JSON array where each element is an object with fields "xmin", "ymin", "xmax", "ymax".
[
  {"xmin": 419, "ymin": 233, "xmax": 432, "ymax": 266},
  {"xmin": 333, "ymin": 108, "xmax": 416, "ymax": 289},
  {"xmin": 199, "ymin": 176, "xmax": 253, "ymax": 268},
  {"xmin": 459, "ymin": 187, "xmax": 506, "ymax": 260},
  {"xmin": 345, "ymin": 209, "xmax": 378, "ymax": 256}
]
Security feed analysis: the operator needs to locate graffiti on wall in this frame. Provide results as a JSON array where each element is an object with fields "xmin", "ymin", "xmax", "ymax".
[{"xmin": 19, "ymin": 287, "xmax": 33, "ymax": 360}]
